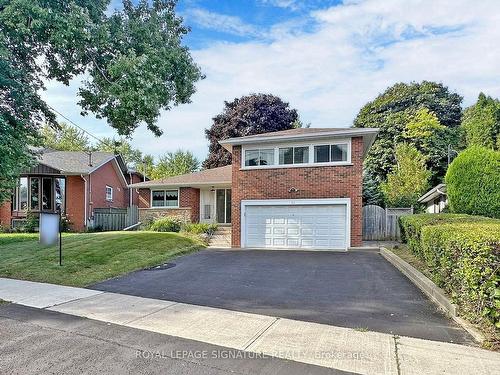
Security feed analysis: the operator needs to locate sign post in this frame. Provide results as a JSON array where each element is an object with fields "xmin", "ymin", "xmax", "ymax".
[{"xmin": 39, "ymin": 212, "xmax": 62, "ymax": 265}]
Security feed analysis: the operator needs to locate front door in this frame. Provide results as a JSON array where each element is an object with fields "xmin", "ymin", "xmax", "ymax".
[
  {"xmin": 200, "ymin": 189, "xmax": 215, "ymax": 223},
  {"xmin": 216, "ymin": 189, "xmax": 231, "ymax": 224}
]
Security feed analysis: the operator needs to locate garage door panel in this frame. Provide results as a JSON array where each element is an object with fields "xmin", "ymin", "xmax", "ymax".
[
  {"xmin": 273, "ymin": 227, "xmax": 286, "ymax": 235},
  {"xmin": 244, "ymin": 204, "xmax": 348, "ymax": 250}
]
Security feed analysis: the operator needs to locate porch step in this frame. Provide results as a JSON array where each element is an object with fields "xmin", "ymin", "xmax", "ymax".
[{"xmin": 208, "ymin": 227, "xmax": 232, "ymax": 248}]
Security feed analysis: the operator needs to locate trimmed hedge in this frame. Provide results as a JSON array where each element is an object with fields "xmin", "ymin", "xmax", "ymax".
[
  {"xmin": 445, "ymin": 146, "xmax": 500, "ymax": 219},
  {"xmin": 400, "ymin": 214, "xmax": 500, "ymax": 336}
]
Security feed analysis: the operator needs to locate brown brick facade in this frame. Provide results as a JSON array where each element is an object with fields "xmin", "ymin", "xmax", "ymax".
[
  {"xmin": 66, "ymin": 176, "xmax": 86, "ymax": 232},
  {"xmin": 231, "ymin": 137, "xmax": 364, "ymax": 248},
  {"xmin": 138, "ymin": 187, "xmax": 200, "ymax": 224},
  {"xmin": 0, "ymin": 201, "xmax": 11, "ymax": 227}
]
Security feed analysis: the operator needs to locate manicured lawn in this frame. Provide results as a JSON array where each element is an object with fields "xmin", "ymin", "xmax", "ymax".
[{"xmin": 0, "ymin": 231, "xmax": 204, "ymax": 287}]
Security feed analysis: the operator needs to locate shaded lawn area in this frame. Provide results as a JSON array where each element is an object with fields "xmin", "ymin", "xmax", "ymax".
[
  {"xmin": 0, "ymin": 231, "xmax": 204, "ymax": 287},
  {"xmin": 388, "ymin": 244, "xmax": 434, "ymax": 280}
]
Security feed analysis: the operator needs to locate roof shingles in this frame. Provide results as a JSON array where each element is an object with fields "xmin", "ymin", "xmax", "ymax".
[
  {"xmin": 130, "ymin": 165, "xmax": 232, "ymax": 188},
  {"xmin": 36, "ymin": 151, "xmax": 116, "ymax": 174}
]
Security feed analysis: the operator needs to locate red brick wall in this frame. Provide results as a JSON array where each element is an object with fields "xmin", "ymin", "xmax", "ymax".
[
  {"xmin": 127, "ymin": 173, "xmax": 143, "ymax": 207},
  {"xmin": 231, "ymin": 136, "xmax": 364, "ymax": 247},
  {"xmin": 66, "ymin": 176, "xmax": 86, "ymax": 232},
  {"xmin": 89, "ymin": 160, "xmax": 128, "ymax": 215},
  {"xmin": 138, "ymin": 187, "xmax": 200, "ymax": 223},
  {"xmin": 180, "ymin": 187, "xmax": 200, "ymax": 222},
  {"xmin": 138, "ymin": 188, "xmax": 150, "ymax": 209},
  {"xmin": 0, "ymin": 201, "xmax": 11, "ymax": 227}
]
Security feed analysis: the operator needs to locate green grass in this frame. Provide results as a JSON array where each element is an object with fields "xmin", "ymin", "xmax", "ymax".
[
  {"xmin": 389, "ymin": 244, "xmax": 434, "ymax": 280},
  {"xmin": 0, "ymin": 231, "xmax": 204, "ymax": 287}
]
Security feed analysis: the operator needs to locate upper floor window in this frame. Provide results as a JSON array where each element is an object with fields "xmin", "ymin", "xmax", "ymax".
[
  {"xmin": 245, "ymin": 148, "xmax": 274, "ymax": 166},
  {"xmin": 279, "ymin": 146, "xmax": 309, "ymax": 165},
  {"xmin": 105, "ymin": 186, "xmax": 113, "ymax": 201},
  {"xmin": 151, "ymin": 190, "xmax": 179, "ymax": 207},
  {"xmin": 314, "ymin": 144, "xmax": 348, "ymax": 163},
  {"xmin": 242, "ymin": 140, "xmax": 350, "ymax": 169}
]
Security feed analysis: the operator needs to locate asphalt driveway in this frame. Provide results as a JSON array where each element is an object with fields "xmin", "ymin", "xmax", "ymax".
[{"xmin": 91, "ymin": 249, "xmax": 472, "ymax": 344}]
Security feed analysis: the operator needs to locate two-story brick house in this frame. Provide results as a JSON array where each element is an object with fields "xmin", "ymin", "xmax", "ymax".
[{"xmin": 131, "ymin": 127, "xmax": 378, "ymax": 250}]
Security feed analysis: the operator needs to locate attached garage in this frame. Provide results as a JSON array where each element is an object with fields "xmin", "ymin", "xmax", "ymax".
[{"xmin": 241, "ymin": 199, "xmax": 350, "ymax": 250}]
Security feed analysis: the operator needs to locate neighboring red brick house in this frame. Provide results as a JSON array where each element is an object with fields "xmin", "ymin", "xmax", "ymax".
[
  {"xmin": 0, "ymin": 150, "xmax": 142, "ymax": 232},
  {"xmin": 131, "ymin": 127, "xmax": 378, "ymax": 250}
]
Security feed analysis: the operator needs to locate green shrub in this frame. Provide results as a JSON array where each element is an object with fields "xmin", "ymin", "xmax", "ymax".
[
  {"xmin": 23, "ymin": 211, "xmax": 39, "ymax": 233},
  {"xmin": 400, "ymin": 214, "xmax": 493, "ymax": 256},
  {"xmin": 399, "ymin": 214, "xmax": 500, "ymax": 335},
  {"xmin": 445, "ymin": 146, "xmax": 500, "ymax": 218},
  {"xmin": 148, "ymin": 217, "xmax": 182, "ymax": 232},
  {"xmin": 182, "ymin": 223, "xmax": 218, "ymax": 235}
]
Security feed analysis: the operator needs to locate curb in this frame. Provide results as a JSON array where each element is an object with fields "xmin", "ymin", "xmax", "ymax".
[{"xmin": 379, "ymin": 247, "xmax": 486, "ymax": 344}]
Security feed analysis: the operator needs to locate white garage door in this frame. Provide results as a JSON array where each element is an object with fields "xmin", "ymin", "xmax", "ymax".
[{"xmin": 244, "ymin": 204, "xmax": 348, "ymax": 250}]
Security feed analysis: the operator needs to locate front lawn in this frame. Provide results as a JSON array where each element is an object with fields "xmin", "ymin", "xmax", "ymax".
[{"xmin": 0, "ymin": 231, "xmax": 204, "ymax": 287}]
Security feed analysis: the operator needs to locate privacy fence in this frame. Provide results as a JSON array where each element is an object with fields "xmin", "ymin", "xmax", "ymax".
[
  {"xmin": 362, "ymin": 205, "xmax": 413, "ymax": 241},
  {"xmin": 92, "ymin": 205, "xmax": 139, "ymax": 231}
]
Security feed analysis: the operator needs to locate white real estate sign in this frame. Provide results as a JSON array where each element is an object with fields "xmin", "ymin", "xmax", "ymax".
[{"xmin": 39, "ymin": 212, "xmax": 60, "ymax": 246}]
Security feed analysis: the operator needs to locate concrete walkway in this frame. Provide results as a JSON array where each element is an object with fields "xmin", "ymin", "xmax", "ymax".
[{"xmin": 0, "ymin": 277, "xmax": 498, "ymax": 375}]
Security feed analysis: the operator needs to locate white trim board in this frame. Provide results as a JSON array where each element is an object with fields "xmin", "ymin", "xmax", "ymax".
[
  {"xmin": 240, "ymin": 138, "xmax": 352, "ymax": 170},
  {"xmin": 240, "ymin": 198, "xmax": 351, "ymax": 250}
]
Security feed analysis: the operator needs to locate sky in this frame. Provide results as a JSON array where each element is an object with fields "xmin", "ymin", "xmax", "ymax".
[{"xmin": 41, "ymin": 0, "xmax": 500, "ymax": 162}]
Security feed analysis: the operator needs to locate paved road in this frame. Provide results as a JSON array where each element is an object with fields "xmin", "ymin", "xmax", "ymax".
[
  {"xmin": 0, "ymin": 303, "xmax": 352, "ymax": 375},
  {"xmin": 92, "ymin": 249, "xmax": 472, "ymax": 344}
]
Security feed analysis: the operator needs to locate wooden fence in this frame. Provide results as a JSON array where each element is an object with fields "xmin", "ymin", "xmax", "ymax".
[
  {"xmin": 92, "ymin": 205, "xmax": 139, "ymax": 231},
  {"xmin": 362, "ymin": 205, "xmax": 413, "ymax": 241}
]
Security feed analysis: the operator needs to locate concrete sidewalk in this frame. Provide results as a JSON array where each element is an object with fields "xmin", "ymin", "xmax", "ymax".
[{"xmin": 0, "ymin": 277, "xmax": 498, "ymax": 375}]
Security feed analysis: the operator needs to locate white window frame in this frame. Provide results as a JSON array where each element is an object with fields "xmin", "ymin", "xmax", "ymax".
[
  {"xmin": 105, "ymin": 185, "xmax": 113, "ymax": 201},
  {"xmin": 244, "ymin": 148, "xmax": 275, "ymax": 167},
  {"xmin": 150, "ymin": 189, "xmax": 180, "ymax": 208},
  {"xmin": 278, "ymin": 145, "xmax": 310, "ymax": 165},
  {"xmin": 241, "ymin": 138, "xmax": 352, "ymax": 170}
]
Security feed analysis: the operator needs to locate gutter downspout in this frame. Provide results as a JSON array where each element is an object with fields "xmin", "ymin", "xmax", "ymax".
[
  {"xmin": 81, "ymin": 175, "xmax": 88, "ymax": 228},
  {"xmin": 129, "ymin": 173, "xmax": 133, "ymax": 207}
]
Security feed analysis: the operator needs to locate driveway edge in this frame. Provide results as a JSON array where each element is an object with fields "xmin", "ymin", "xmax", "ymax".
[{"xmin": 380, "ymin": 247, "xmax": 485, "ymax": 344}]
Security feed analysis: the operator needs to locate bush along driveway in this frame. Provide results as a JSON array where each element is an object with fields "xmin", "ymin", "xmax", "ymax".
[
  {"xmin": 0, "ymin": 231, "xmax": 204, "ymax": 287},
  {"xmin": 399, "ymin": 213, "xmax": 500, "ymax": 348}
]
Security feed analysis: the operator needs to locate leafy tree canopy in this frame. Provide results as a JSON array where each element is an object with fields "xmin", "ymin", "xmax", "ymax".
[
  {"xmin": 461, "ymin": 93, "xmax": 500, "ymax": 150},
  {"xmin": 97, "ymin": 137, "xmax": 143, "ymax": 165},
  {"xmin": 203, "ymin": 93, "xmax": 300, "ymax": 169},
  {"xmin": 41, "ymin": 122, "xmax": 90, "ymax": 151},
  {"xmin": 0, "ymin": 0, "xmax": 201, "ymax": 203},
  {"xmin": 152, "ymin": 150, "xmax": 199, "ymax": 179},
  {"xmin": 354, "ymin": 81, "xmax": 462, "ymax": 205},
  {"xmin": 380, "ymin": 144, "xmax": 431, "ymax": 208}
]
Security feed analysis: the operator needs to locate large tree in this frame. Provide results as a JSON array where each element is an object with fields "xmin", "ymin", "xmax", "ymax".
[
  {"xmin": 152, "ymin": 150, "xmax": 199, "ymax": 179},
  {"xmin": 97, "ymin": 137, "xmax": 143, "ymax": 165},
  {"xmin": 203, "ymin": 93, "xmax": 300, "ymax": 169},
  {"xmin": 380, "ymin": 144, "xmax": 431, "ymax": 208},
  {"xmin": 461, "ymin": 93, "xmax": 500, "ymax": 150},
  {"xmin": 0, "ymin": 0, "xmax": 202, "ymax": 203},
  {"xmin": 41, "ymin": 123, "xmax": 90, "ymax": 151},
  {"xmin": 354, "ymin": 81, "xmax": 462, "ymax": 205}
]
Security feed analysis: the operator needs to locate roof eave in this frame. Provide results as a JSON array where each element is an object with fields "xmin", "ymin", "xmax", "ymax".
[
  {"xmin": 130, "ymin": 181, "xmax": 232, "ymax": 189},
  {"xmin": 219, "ymin": 128, "xmax": 380, "ymax": 156},
  {"xmin": 418, "ymin": 184, "xmax": 447, "ymax": 203}
]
